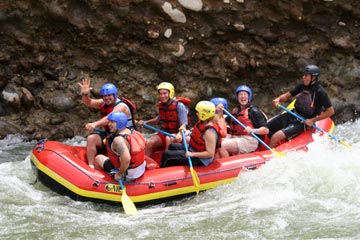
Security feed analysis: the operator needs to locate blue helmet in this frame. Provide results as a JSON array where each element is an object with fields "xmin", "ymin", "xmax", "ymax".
[
  {"xmin": 100, "ymin": 83, "xmax": 118, "ymax": 98},
  {"xmin": 107, "ymin": 112, "xmax": 128, "ymax": 130},
  {"xmin": 235, "ymin": 85, "xmax": 252, "ymax": 102},
  {"xmin": 210, "ymin": 97, "xmax": 228, "ymax": 110}
]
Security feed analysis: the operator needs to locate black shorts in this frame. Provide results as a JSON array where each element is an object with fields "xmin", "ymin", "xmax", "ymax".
[
  {"xmin": 160, "ymin": 143, "xmax": 203, "ymax": 168},
  {"xmin": 267, "ymin": 112, "xmax": 307, "ymax": 140},
  {"xmin": 103, "ymin": 159, "xmax": 115, "ymax": 173}
]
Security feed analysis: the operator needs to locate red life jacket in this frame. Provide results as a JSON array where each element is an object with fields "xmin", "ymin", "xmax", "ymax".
[
  {"xmin": 100, "ymin": 99, "xmax": 120, "ymax": 118},
  {"xmin": 189, "ymin": 121, "xmax": 222, "ymax": 152},
  {"xmin": 100, "ymin": 98, "xmax": 137, "ymax": 130},
  {"xmin": 158, "ymin": 97, "xmax": 191, "ymax": 133},
  {"xmin": 105, "ymin": 130, "xmax": 146, "ymax": 169},
  {"xmin": 217, "ymin": 117, "xmax": 228, "ymax": 138},
  {"xmin": 229, "ymin": 107, "xmax": 254, "ymax": 136},
  {"xmin": 100, "ymin": 99, "xmax": 121, "ymax": 132},
  {"xmin": 118, "ymin": 97, "xmax": 137, "ymax": 128}
]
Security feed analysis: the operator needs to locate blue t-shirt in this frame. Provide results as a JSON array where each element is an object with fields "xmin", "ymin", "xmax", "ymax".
[{"xmin": 176, "ymin": 102, "xmax": 189, "ymax": 126}]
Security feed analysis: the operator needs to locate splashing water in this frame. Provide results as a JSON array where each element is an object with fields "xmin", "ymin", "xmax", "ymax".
[{"xmin": 1, "ymin": 120, "xmax": 359, "ymax": 240}]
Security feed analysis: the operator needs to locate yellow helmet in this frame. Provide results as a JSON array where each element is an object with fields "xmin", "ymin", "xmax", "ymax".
[
  {"xmin": 157, "ymin": 82, "xmax": 175, "ymax": 99},
  {"xmin": 195, "ymin": 101, "xmax": 216, "ymax": 121}
]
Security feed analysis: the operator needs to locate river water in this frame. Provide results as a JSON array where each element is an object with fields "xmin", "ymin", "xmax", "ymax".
[{"xmin": 1, "ymin": 120, "xmax": 359, "ymax": 240}]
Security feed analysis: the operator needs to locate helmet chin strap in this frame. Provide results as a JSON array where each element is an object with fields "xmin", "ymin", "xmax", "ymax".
[{"xmin": 310, "ymin": 76, "xmax": 317, "ymax": 85}]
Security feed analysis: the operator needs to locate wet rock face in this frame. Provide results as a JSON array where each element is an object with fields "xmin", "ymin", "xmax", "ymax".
[{"xmin": 0, "ymin": 0, "xmax": 359, "ymax": 140}]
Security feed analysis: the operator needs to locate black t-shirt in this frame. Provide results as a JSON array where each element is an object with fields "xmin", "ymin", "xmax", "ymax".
[
  {"xmin": 290, "ymin": 82, "xmax": 332, "ymax": 117},
  {"xmin": 249, "ymin": 106, "xmax": 268, "ymax": 128}
]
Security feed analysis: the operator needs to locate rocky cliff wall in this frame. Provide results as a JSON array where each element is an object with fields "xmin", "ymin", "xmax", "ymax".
[{"xmin": 0, "ymin": 0, "xmax": 359, "ymax": 140}]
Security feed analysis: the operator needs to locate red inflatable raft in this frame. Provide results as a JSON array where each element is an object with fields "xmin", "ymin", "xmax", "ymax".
[{"xmin": 30, "ymin": 118, "xmax": 334, "ymax": 206}]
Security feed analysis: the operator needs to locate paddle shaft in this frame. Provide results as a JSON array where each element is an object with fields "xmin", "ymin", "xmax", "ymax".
[
  {"xmin": 223, "ymin": 108, "xmax": 273, "ymax": 152},
  {"xmin": 181, "ymin": 130, "xmax": 193, "ymax": 168},
  {"xmin": 119, "ymin": 178, "xmax": 125, "ymax": 189},
  {"xmin": 94, "ymin": 128, "xmax": 106, "ymax": 134},
  {"xmin": 181, "ymin": 130, "xmax": 200, "ymax": 194},
  {"xmin": 278, "ymin": 104, "xmax": 342, "ymax": 143},
  {"xmin": 142, "ymin": 122, "xmax": 176, "ymax": 138}
]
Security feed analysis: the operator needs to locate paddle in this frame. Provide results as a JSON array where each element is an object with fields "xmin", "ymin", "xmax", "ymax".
[
  {"xmin": 118, "ymin": 178, "xmax": 138, "ymax": 215},
  {"xmin": 222, "ymin": 108, "xmax": 286, "ymax": 157},
  {"xmin": 94, "ymin": 128, "xmax": 106, "ymax": 134},
  {"xmin": 181, "ymin": 130, "xmax": 200, "ymax": 194},
  {"xmin": 278, "ymin": 104, "xmax": 352, "ymax": 149},
  {"xmin": 141, "ymin": 122, "xmax": 176, "ymax": 138},
  {"xmin": 283, "ymin": 99, "xmax": 296, "ymax": 112}
]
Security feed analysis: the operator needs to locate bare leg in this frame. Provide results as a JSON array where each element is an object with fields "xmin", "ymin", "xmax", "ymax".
[
  {"xmin": 94, "ymin": 154, "xmax": 107, "ymax": 170},
  {"xmin": 86, "ymin": 134, "xmax": 102, "ymax": 166},
  {"xmin": 145, "ymin": 135, "xmax": 163, "ymax": 157},
  {"xmin": 164, "ymin": 136, "xmax": 176, "ymax": 151},
  {"xmin": 221, "ymin": 139, "xmax": 240, "ymax": 156},
  {"xmin": 270, "ymin": 130, "xmax": 286, "ymax": 147},
  {"xmin": 217, "ymin": 147, "xmax": 229, "ymax": 158}
]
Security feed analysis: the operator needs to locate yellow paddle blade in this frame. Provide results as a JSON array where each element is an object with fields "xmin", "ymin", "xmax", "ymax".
[
  {"xmin": 121, "ymin": 190, "xmax": 138, "ymax": 215},
  {"xmin": 190, "ymin": 167, "xmax": 200, "ymax": 194},
  {"xmin": 271, "ymin": 149, "xmax": 287, "ymax": 158},
  {"xmin": 340, "ymin": 140, "xmax": 352, "ymax": 149},
  {"xmin": 283, "ymin": 99, "xmax": 296, "ymax": 113}
]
